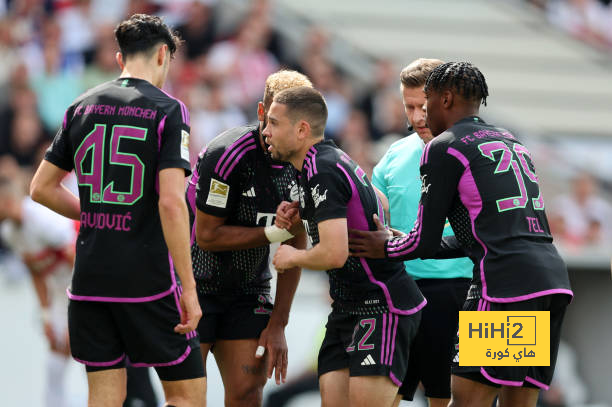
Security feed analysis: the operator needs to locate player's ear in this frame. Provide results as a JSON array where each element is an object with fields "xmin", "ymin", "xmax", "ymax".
[
  {"xmin": 157, "ymin": 44, "xmax": 167, "ymax": 66},
  {"xmin": 257, "ymin": 102, "xmax": 265, "ymax": 122},
  {"xmin": 116, "ymin": 52, "xmax": 124, "ymax": 70},
  {"xmin": 298, "ymin": 120, "xmax": 311, "ymax": 140},
  {"xmin": 442, "ymin": 90, "xmax": 453, "ymax": 109}
]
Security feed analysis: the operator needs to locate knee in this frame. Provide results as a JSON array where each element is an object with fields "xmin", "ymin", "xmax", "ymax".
[
  {"xmin": 165, "ymin": 394, "xmax": 206, "ymax": 407},
  {"xmin": 226, "ymin": 384, "xmax": 263, "ymax": 407}
]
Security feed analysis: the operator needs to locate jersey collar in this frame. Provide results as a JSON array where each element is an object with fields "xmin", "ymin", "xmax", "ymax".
[
  {"xmin": 298, "ymin": 139, "xmax": 335, "ymax": 172},
  {"xmin": 455, "ymin": 115, "xmax": 486, "ymax": 126}
]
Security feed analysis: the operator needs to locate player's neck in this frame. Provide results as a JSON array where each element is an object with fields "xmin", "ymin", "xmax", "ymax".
[
  {"xmin": 120, "ymin": 60, "xmax": 161, "ymax": 88},
  {"xmin": 447, "ymin": 107, "xmax": 479, "ymax": 129}
]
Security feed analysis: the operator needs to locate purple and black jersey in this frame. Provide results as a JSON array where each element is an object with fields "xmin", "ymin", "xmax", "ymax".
[
  {"xmin": 298, "ymin": 140, "xmax": 426, "ymax": 315},
  {"xmin": 385, "ymin": 116, "xmax": 572, "ymax": 302},
  {"xmin": 45, "ymin": 77, "xmax": 191, "ymax": 300},
  {"xmin": 186, "ymin": 125, "xmax": 296, "ymax": 296}
]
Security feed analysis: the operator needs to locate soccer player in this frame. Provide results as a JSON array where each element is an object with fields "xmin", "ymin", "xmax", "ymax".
[
  {"xmin": 372, "ymin": 58, "xmax": 473, "ymax": 407},
  {"xmin": 265, "ymin": 86, "xmax": 426, "ymax": 407},
  {"xmin": 30, "ymin": 14, "xmax": 205, "ymax": 406},
  {"xmin": 349, "ymin": 62, "xmax": 573, "ymax": 407},
  {"xmin": 0, "ymin": 176, "xmax": 77, "ymax": 407},
  {"xmin": 186, "ymin": 70, "xmax": 309, "ymax": 406}
]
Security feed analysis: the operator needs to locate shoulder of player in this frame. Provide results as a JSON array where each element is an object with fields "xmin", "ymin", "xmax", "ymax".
[
  {"xmin": 65, "ymin": 80, "xmax": 115, "ymax": 117},
  {"xmin": 304, "ymin": 145, "xmax": 356, "ymax": 190},
  {"xmin": 144, "ymin": 86, "xmax": 190, "ymax": 124},
  {"xmin": 206, "ymin": 125, "xmax": 258, "ymax": 155},
  {"xmin": 201, "ymin": 125, "xmax": 259, "ymax": 177}
]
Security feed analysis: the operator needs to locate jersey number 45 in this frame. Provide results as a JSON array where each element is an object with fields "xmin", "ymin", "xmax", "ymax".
[{"xmin": 74, "ymin": 124, "xmax": 147, "ymax": 205}]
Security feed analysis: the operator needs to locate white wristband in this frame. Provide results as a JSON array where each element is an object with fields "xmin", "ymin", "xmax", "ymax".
[{"xmin": 264, "ymin": 225, "xmax": 294, "ymax": 243}]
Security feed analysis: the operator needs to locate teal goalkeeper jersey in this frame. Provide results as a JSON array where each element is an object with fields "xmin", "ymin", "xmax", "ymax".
[{"xmin": 372, "ymin": 133, "xmax": 473, "ymax": 280}]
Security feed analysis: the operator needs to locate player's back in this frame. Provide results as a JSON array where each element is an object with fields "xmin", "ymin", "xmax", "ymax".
[
  {"xmin": 45, "ymin": 77, "xmax": 191, "ymax": 300},
  {"xmin": 435, "ymin": 117, "xmax": 571, "ymax": 301}
]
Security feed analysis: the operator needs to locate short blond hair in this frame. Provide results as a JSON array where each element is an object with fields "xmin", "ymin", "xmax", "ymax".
[
  {"xmin": 263, "ymin": 70, "xmax": 313, "ymax": 111},
  {"xmin": 400, "ymin": 58, "xmax": 444, "ymax": 89}
]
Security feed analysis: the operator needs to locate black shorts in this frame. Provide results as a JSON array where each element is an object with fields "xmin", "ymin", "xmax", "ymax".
[
  {"xmin": 197, "ymin": 293, "xmax": 273, "ymax": 343},
  {"xmin": 399, "ymin": 277, "xmax": 470, "ymax": 401},
  {"xmin": 451, "ymin": 287, "xmax": 570, "ymax": 390},
  {"xmin": 318, "ymin": 309, "xmax": 421, "ymax": 386},
  {"xmin": 68, "ymin": 288, "xmax": 204, "ymax": 381}
]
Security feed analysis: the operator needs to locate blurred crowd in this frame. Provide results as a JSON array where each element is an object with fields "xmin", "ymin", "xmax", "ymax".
[
  {"xmin": 0, "ymin": 0, "xmax": 610, "ymax": 257},
  {"xmin": 527, "ymin": 0, "xmax": 612, "ymax": 51}
]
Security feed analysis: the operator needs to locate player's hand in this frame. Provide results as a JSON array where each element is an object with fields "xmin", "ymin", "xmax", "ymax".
[
  {"xmin": 174, "ymin": 287, "xmax": 202, "ymax": 334},
  {"xmin": 275, "ymin": 201, "xmax": 303, "ymax": 235},
  {"xmin": 348, "ymin": 214, "xmax": 390, "ymax": 259},
  {"xmin": 273, "ymin": 244, "xmax": 298, "ymax": 272},
  {"xmin": 390, "ymin": 227, "xmax": 405, "ymax": 237},
  {"xmin": 255, "ymin": 323, "xmax": 288, "ymax": 385}
]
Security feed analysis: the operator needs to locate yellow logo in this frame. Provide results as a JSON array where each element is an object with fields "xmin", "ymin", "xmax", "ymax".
[
  {"xmin": 458, "ymin": 311, "xmax": 550, "ymax": 366},
  {"xmin": 207, "ymin": 179, "xmax": 230, "ymax": 208},
  {"xmin": 210, "ymin": 180, "xmax": 228, "ymax": 196}
]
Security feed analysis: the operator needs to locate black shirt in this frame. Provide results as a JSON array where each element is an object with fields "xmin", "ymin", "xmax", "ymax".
[
  {"xmin": 45, "ymin": 77, "xmax": 191, "ymax": 300},
  {"xmin": 298, "ymin": 140, "xmax": 425, "ymax": 315},
  {"xmin": 187, "ymin": 125, "xmax": 295, "ymax": 295},
  {"xmin": 385, "ymin": 116, "xmax": 573, "ymax": 302}
]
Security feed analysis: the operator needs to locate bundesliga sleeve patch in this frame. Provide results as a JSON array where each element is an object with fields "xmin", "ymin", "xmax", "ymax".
[
  {"xmin": 207, "ymin": 179, "xmax": 230, "ymax": 208},
  {"xmin": 181, "ymin": 130, "xmax": 190, "ymax": 161}
]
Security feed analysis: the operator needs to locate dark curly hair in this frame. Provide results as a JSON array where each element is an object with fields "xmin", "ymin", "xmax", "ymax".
[
  {"xmin": 424, "ymin": 62, "xmax": 489, "ymax": 106},
  {"xmin": 114, "ymin": 14, "xmax": 181, "ymax": 59}
]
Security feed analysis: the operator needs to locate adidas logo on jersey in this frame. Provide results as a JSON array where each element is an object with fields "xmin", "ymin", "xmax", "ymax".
[
  {"xmin": 242, "ymin": 187, "xmax": 256, "ymax": 197},
  {"xmin": 361, "ymin": 354, "xmax": 376, "ymax": 366}
]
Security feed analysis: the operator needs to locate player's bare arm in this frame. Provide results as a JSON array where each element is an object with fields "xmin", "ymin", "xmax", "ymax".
[
  {"xmin": 195, "ymin": 209, "xmax": 271, "ymax": 251},
  {"xmin": 30, "ymin": 160, "xmax": 80, "ymax": 220},
  {"xmin": 256, "ymin": 232, "xmax": 305, "ymax": 385},
  {"xmin": 273, "ymin": 218, "xmax": 348, "ymax": 271},
  {"xmin": 159, "ymin": 167, "xmax": 201, "ymax": 334}
]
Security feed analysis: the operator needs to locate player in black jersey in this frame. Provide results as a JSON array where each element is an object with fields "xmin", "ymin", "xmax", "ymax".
[
  {"xmin": 187, "ymin": 70, "xmax": 309, "ymax": 405},
  {"xmin": 264, "ymin": 86, "xmax": 425, "ymax": 407},
  {"xmin": 349, "ymin": 62, "xmax": 572, "ymax": 407},
  {"xmin": 30, "ymin": 14, "xmax": 205, "ymax": 406}
]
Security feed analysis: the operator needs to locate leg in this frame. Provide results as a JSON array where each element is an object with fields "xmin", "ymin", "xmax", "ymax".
[
  {"xmin": 349, "ymin": 376, "xmax": 398, "ymax": 407},
  {"xmin": 497, "ymin": 386, "xmax": 539, "ymax": 407},
  {"xmin": 319, "ymin": 369, "xmax": 350, "ymax": 407},
  {"xmin": 198, "ymin": 343, "xmax": 213, "ymax": 406},
  {"xmin": 449, "ymin": 374, "xmax": 498, "ymax": 407},
  {"xmin": 87, "ymin": 368, "xmax": 127, "ymax": 407},
  {"xmin": 428, "ymin": 397, "xmax": 451, "ymax": 407},
  {"xmin": 391, "ymin": 394, "xmax": 402, "ymax": 407},
  {"xmin": 156, "ymin": 346, "xmax": 207, "ymax": 407},
  {"xmin": 214, "ymin": 339, "xmax": 268, "ymax": 407},
  {"xmin": 124, "ymin": 366, "xmax": 158, "ymax": 407},
  {"xmin": 161, "ymin": 377, "xmax": 206, "ymax": 407}
]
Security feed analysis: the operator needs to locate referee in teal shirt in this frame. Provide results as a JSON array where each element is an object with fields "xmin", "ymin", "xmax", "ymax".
[{"xmin": 372, "ymin": 59, "xmax": 472, "ymax": 407}]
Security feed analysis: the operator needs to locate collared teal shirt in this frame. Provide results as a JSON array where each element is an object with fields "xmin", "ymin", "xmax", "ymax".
[{"xmin": 372, "ymin": 133, "xmax": 473, "ymax": 280}]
